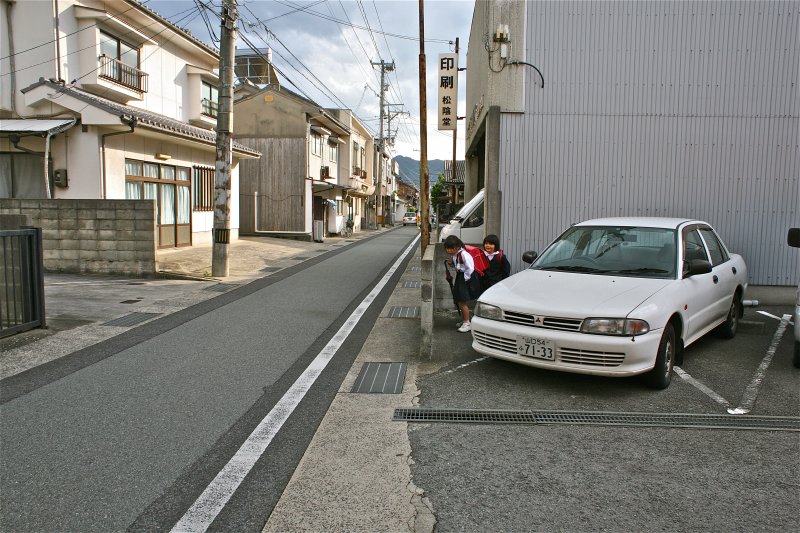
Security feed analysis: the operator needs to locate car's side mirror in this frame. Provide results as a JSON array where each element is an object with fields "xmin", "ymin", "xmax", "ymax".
[
  {"xmin": 522, "ymin": 251, "xmax": 538, "ymax": 264},
  {"xmin": 788, "ymin": 228, "xmax": 800, "ymax": 248},
  {"xmin": 683, "ymin": 259, "xmax": 713, "ymax": 278}
]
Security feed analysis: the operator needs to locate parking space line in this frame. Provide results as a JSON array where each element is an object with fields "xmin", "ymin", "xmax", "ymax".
[
  {"xmin": 757, "ymin": 310, "xmax": 784, "ymax": 321},
  {"xmin": 674, "ymin": 367, "xmax": 731, "ymax": 408},
  {"xmin": 728, "ymin": 314, "xmax": 791, "ymax": 415},
  {"xmin": 442, "ymin": 357, "xmax": 490, "ymax": 375}
]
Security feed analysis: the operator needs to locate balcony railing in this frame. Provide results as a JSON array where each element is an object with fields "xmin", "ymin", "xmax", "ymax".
[
  {"xmin": 201, "ymin": 98, "xmax": 219, "ymax": 118},
  {"xmin": 98, "ymin": 55, "xmax": 148, "ymax": 93}
]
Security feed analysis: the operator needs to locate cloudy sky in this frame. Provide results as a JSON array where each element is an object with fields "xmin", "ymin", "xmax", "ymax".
[{"xmin": 147, "ymin": 0, "xmax": 474, "ymax": 161}]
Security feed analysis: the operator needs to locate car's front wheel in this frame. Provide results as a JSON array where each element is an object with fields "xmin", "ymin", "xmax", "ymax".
[
  {"xmin": 645, "ymin": 323, "xmax": 675, "ymax": 389},
  {"xmin": 718, "ymin": 292, "xmax": 741, "ymax": 339}
]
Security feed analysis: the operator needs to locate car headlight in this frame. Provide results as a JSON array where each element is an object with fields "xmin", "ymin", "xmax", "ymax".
[
  {"xmin": 475, "ymin": 302, "xmax": 503, "ymax": 321},
  {"xmin": 581, "ymin": 318, "xmax": 650, "ymax": 336}
]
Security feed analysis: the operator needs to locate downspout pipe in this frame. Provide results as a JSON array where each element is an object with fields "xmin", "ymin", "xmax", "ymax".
[{"xmin": 101, "ymin": 116, "xmax": 136, "ymax": 199}]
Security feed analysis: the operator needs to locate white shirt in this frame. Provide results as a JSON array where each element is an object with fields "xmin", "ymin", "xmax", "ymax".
[{"xmin": 451, "ymin": 248, "xmax": 474, "ymax": 280}]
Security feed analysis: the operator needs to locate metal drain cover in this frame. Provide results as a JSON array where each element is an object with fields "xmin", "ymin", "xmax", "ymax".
[
  {"xmin": 388, "ymin": 306, "xmax": 420, "ymax": 318},
  {"xmin": 402, "ymin": 281, "xmax": 421, "ymax": 288},
  {"xmin": 351, "ymin": 362, "xmax": 407, "ymax": 394},
  {"xmin": 102, "ymin": 312, "xmax": 161, "ymax": 327},
  {"xmin": 392, "ymin": 408, "xmax": 800, "ymax": 432},
  {"xmin": 409, "ymin": 266, "xmax": 421, "ymax": 272}
]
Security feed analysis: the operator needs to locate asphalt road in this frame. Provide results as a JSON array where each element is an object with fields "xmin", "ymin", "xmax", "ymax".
[
  {"xmin": 411, "ymin": 305, "xmax": 800, "ymax": 531},
  {"xmin": 0, "ymin": 229, "xmax": 418, "ymax": 532}
]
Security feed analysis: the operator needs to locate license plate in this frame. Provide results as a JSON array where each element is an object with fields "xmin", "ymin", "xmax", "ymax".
[{"xmin": 516, "ymin": 335, "xmax": 555, "ymax": 360}]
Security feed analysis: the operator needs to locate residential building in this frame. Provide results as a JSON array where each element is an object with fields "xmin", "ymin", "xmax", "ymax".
[
  {"xmin": 234, "ymin": 85, "xmax": 368, "ymax": 240},
  {"xmin": 394, "ymin": 177, "xmax": 419, "ymax": 222},
  {"xmin": 1, "ymin": 0, "xmax": 259, "ymax": 250},
  {"xmin": 465, "ymin": 0, "xmax": 799, "ymax": 285}
]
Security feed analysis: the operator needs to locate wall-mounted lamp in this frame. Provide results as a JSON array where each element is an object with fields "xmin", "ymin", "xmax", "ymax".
[
  {"xmin": 155, "ymin": 153, "xmax": 171, "ymax": 161},
  {"xmin": 493, "ymin": 24, "xmax": 510, "ymax": 43}
]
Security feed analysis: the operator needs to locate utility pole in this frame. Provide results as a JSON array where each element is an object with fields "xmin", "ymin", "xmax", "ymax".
[
  {"xmin": 418, "ymin": 0, "xmax": 429, "ymax": 253},
  {"xmin": 451, "ymin": 37, "xmax": 459, "ymax": 207},
  {"xmin": 212, "ymin": 0, "xmax": 237, "ymax": 277},
  {"xmin": 371, "ymin": 60, "xmax": 394, "ymax": 227}
]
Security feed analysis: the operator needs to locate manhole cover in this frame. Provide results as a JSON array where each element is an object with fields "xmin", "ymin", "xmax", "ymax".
[
  {"xmin": 102, "ymin": 312, "xmax": 161, "ymax": 327},
  {"xmin": 351, "ymin": 362, "xmax": 407, "ymax": 394}
]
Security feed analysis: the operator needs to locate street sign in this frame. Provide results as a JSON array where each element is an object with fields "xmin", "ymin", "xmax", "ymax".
[{"xmin": 437, "ymin": 53, "xmax": 458, "ymax": 131}]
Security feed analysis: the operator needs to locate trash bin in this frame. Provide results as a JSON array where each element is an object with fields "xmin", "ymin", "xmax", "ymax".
[{"xmin": 312, "ymin": 220, "xmax": 324, "ymax": 242}]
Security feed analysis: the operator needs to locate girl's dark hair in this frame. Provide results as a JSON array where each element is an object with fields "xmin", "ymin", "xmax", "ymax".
[
  {"xmin": 483, "ymin": 234, "xmax": 500, "ymax": 248},
  {"xmin": 443, "ymin": 235, "xmax": 464, "ymax": 249}
]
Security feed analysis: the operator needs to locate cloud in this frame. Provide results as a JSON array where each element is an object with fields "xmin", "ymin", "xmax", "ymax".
[{"xmin": 148, "ymin": 0, "xmax": 473, "ymax": 160}]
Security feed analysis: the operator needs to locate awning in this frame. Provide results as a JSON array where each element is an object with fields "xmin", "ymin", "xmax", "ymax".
[
  {"xmin": 310, "ymin": 125, "xmax": 331, "ymax": 136},
  {"xmin": 312, "ymin": 181, "xmax": 352, "ymax": 194},
  {"xmin": 0, "ymin": 119, "xmax": 76, "ymax": 135}
]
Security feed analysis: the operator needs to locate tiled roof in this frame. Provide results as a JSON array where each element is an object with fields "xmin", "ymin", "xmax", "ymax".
[
  {"xmin": 443, "ymin": 160, "xmax": 465, "ymax": 184},
  {"xmin": 23, "ymin": 79, "xmax": 260, "ymax": 157}
]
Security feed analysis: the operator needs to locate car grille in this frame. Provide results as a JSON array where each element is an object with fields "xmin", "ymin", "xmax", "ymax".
[
  {"xmin": 503, "ymin": 311, "xmax": 582, "ymax": 331},
  {"xmin": 474, "ymin": 332, "xmax": 626, "ymax": 368},
  {"xmin": 558, "ymin": 347, "xmax": 625, "ymax": 367}
]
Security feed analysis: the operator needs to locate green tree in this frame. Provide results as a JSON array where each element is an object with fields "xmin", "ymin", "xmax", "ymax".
[{"xmin": 430, "ymin": 174, "xmax": 447, "ymax": 211}]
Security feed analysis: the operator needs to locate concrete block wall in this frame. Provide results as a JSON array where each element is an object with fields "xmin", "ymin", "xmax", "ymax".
[{"xmin": 0, "ymin": 199, "xmax": 157, "ymax": 275}]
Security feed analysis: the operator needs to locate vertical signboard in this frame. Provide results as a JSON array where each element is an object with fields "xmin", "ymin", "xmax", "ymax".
[{"xmin": 437, "ymin": 53, "xmax": 458, "ymax": 131}]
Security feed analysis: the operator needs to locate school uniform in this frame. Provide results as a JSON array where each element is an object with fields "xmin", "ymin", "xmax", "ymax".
[
  {"xmin": 449, "ymin": 247, "xmax": 478, "ymax": 302},
  {"xmin": 483, "ymin": 250, "xmax": 511, "ymax": 289}
]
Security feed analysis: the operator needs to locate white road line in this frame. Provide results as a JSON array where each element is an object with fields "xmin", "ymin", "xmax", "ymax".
[
  {"xmin": 757, "ymin": 310, "xmax": 784, "ymax": 321},
  {"xmin": 170, "ymin": 235, "xmax": 420, "ymax": 533},
  {"xmin": 443, "ymin": 356, "xmax": 490, "ymax": 375},
  {"xmin": 728, "ymin": 314, "xmax": 791, "ymax": 415},
  {"xmin": 674, "ymin": 366, "xmax": 731, "ymax": 408}
]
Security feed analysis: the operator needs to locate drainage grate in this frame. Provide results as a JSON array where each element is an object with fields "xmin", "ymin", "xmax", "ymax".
[
  {"xmin": 402, "ymin": 281, "xmax": 421, "ymax": 288},
  {"xmin": 261, "ymin": 266, "xmax": 282, "ymax": 272},
  {"xmin": 388, "ymin": 306, "xmax": 420, "ymax": 318},
  {"xmin": 102, "ymin": 312, "xmax": 161, "ymax": 327},
  {"xmin": 409, "ymin": 266, "xmax": 421, "ymax": 272},
  {"xmin": 205, "ymin": 283, "xmax": 238, "ymax": 292},
  {"xmin": 351, "ymin": 362, "xmax": 407, "ymax": 394},
  {"xmin": 392, "ymin": 408, "xmax": 800, "ymax": 432}
]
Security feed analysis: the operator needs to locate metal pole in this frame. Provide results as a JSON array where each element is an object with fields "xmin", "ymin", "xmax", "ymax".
[
  {"xmin": 212, "ymin": 0, "xmax": 237, "ymax": 277},
  {"xmin": 418, "ymin": 0, "xmax": 429, "ymax": 253},
  {"xmin": 451, "ymin": 37, "xmax": 459, "ymax": 208},
  {"xmin": 371, "ymin": 60, "xmax": 394, "ymax": 227}
]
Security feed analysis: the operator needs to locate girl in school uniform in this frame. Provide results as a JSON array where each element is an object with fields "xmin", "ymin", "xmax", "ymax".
[
  {"xmin": 482, "ymin": 234, "xmax": 511, "ymax": 290},
  {"xmin": 443, "ymin": 235, "xmax": 478, "ymax": 332}
]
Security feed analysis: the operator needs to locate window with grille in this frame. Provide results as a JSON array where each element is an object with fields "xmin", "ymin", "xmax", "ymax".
[{"xmin": 193, "ymin": 166, "xmax": 214, "ymax": 211}]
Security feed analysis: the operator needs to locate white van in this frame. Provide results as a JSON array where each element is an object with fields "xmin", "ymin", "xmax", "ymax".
[{"xmin": 439, "ymin": 189, "xmax": 485, "ymax": 244}]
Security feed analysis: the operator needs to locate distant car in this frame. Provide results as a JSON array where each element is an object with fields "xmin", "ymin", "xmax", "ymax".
[
  {"xmin": 788, "ymin": 228, "xmax": 800, "ymax": 368},
  {"xmin": 471, "ymin": 217, "xmax": 748, "ymax": 389},
  {"xmin": 402, "ymin": 212, "xmax": 418, "ymax": 226}
]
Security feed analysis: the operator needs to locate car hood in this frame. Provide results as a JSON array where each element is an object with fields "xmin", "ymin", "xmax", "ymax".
[{"xmin": 482, "ymin": 269, "xmax": 672, "ymax": 318}]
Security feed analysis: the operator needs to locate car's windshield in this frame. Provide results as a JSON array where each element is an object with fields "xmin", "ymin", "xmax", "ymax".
[
  {"xmin": 533, "ymin": 225, "xmax": 678, "ymax": 279},
  {"xmin": 404, "ymin": 212, "xmax": 416, "ymax": 218},
  {"xmin": 450, "ymin": 191, "xmax": 483, "ymax": 221}
]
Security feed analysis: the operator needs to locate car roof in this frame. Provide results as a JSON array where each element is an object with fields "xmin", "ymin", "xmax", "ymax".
[{"xmin": 575, "ymin": 217, "xmax": 707, "ymax": 229}]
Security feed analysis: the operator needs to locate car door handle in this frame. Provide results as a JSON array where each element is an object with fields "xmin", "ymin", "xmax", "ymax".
[{"xmin": 713, "ymin": 275, "xmax": 719, "ymax": 284}]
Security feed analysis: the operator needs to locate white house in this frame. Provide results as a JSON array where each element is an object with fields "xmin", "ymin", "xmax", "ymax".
[
  {"xmin": 465, "ymin": 0, "xmax": 799, "ymax": 286},
  {"xmin": 1, "ymin": 0, "xmax": 259, "ymax": 249}
]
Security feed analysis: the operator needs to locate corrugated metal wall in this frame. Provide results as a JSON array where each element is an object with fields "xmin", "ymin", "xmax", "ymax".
[{"xmin": 498, "ymin": 1, "xmax": 799, "ymax": 285}]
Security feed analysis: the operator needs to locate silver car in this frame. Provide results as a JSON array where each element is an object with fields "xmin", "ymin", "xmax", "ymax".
[{"xmin": 789, "ymin": 228, "xmax": 800, "ymax": 368}]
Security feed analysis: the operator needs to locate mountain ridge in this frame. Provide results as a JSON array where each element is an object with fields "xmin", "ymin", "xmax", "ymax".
[{"xmin": 394, "ymin": 155, "xmax": 446, "ymax": 190}]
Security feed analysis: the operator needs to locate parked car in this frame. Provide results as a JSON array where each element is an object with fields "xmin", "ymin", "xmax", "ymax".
[
  {"xmin": 471, "ymin": 218, "xmax": 748, "ymax": 389},
  {"xmin": 440, "ymin": 189, "xmax": 485, "ymax": 244},
  {"xmin": 788, "ymin": 228, "xmax": 800, "ymax": 368},
  {"xmin": 402, "ymin": 212, "xmax": 418, "ymax": 226}
]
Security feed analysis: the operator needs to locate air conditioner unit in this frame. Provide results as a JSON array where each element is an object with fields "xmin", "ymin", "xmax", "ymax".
[
  {"xmin": 353, "ymin": 166, "xmax": 361, "ymax": 177},
  {"xmin": 320, "ymin": 166, "xmax": 330, "ymax": 179},
  {"xmin": 360, "ymin": 170, "xmax": 367, "ymax": 180}
]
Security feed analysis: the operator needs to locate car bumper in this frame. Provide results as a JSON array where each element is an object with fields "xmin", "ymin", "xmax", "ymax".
[{"xmin": 471, "ymin": 316, "xmax": 663, "ymax": 377}]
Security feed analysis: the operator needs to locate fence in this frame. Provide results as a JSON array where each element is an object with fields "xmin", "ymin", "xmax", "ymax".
[{"xmin": 1, "ymin": 227, "xmax": 46, "ymax": 338}]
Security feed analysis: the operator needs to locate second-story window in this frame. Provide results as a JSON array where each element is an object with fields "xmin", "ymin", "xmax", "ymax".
[
  {"xmin": 201, "ymin": 81, "xmax": 219, "ymax": 118},
  {"xmin": 311, "ymin": 134, "xmax": 322, "ymax": 156},
  {"xmin": 99, "ymin": 31, "xmax": 146, "ymax": 92},
  {"xmin": 329, "ymin": 142, "xmax": 338, "ymax": 163},
  {"xmin": 352, "ymin": 141, "xmax": 359, "ymax": 174}
]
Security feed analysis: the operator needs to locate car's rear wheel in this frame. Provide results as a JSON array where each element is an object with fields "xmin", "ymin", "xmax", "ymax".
[
  {"xmin": 645, "ymin": 323, "xmax": 675, "ymax": 389},
  {"xmin": 718, "ymin": 292, "xmax": 741, "ymax": 339}
]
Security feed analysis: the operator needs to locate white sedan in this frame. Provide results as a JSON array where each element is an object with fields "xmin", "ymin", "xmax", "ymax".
[{"xmin": 471, "ymin": 218, "xmax": 748, "ymax": 389}]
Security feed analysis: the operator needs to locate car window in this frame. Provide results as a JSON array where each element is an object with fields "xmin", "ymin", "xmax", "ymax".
[
  {"xmin": 462, "ymin": 201, "xmax": 484, "ymax": 228},
  {"xmin": 534, "ymin": 226, "xmax": 676, "ymax": 278},
  {"xmin": 698, "ymin": 228, "xmax": 729, "ymax": 266},
  {"xmin": 683, "ymin": 229, "xmax": 709, "ymax": 263}
]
